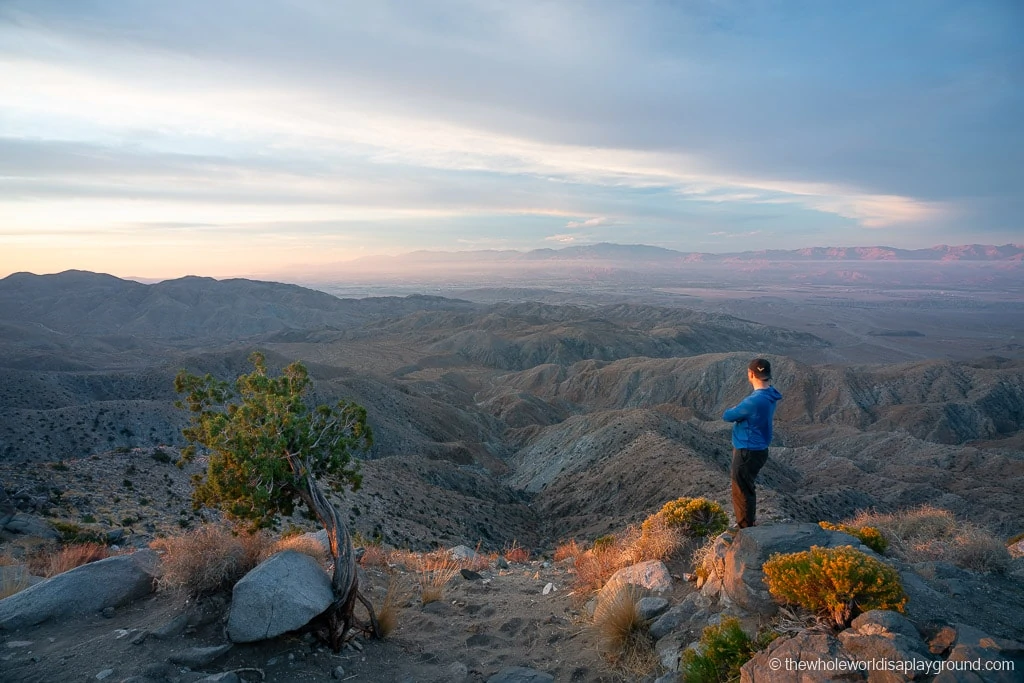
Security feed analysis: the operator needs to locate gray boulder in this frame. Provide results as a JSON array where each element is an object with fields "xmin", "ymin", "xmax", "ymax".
[
  {"xmin": 933, "ymin": 623, "xmax": 1023, "ymax": 683},
  {"xmin": 0, "ymin": 549, "xmax": 159, "ymax": 630},
  {"xmin": 649, "ymin": 593, "xmax": 710, "ymax": 640},
  {"xmin": 599, "ymin": 560, "xmax": 673, "ymax": 600},
  {"xmin": 1, "ymin": 513, "xmax": 59, "ymax": 540},
  {"xmin": 838, "ymin": 610, "xmax": 935, "ymax": 681},
  {"xmin": 724, "ymin": 523, "xmax": 875, "ymax": 616},
  {"xmin": 227, "ymin": 550, "xmax": 333, "ymax": 643},
  {"xmin": 742, "ymin": 632, "xmax": 866, "ymax": 682},
  {"xmin": 637, "ymin": 596, "xmax": 670, "ymax": 621}
]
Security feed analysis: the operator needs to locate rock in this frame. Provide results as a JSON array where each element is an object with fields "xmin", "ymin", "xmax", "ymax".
[
  {"xmin": 742, "ymin": 632, "xmax": 866, "ymax": 682},
  {"xmin": 101, "ymin": 606, "xmax": 115, "ymax": 618},
  {"xmin": 2, "ymin": 513, "xmax": 59, "ymax": 539},
  {"xmin": 227, "ymin": 550, "xmax": 333, "ymax": 643},
  {"xmin": 941, "ymin": 623, "xmax": 1023, "ymax": 683},
  {"xmin": 600, "ymin": 560, "xmax": 673, "ymax": 600},
  {"xmin": 930, "ymin": 626, "xmax": 958, "ymax": 655},
  {"xmin": 637, "ymin": 596, "xmax": 670, "ymax": 620},
  {"xmin": 152, "ymin": 613, "xmax": 189, "ymax": 640},
  {"xmin": 461, "ymin": 568, "xmax": 482, "ymax": 580},
  {"xmin": 655, "ymin": 632, "xmax": 686, "ymax": 671},
  {"xmin": 105, "ymin": 528, "xmax": 126, "ymax": 544},
  {"xmin": 446, "ymin": 662, "xmax": 469, "ymax": 680},
  {"xmin": 1008, "ymin": 538, "xmax": 1024, "ymax": 558},
  {"xmin": 485, "ymin": 667, "xmax": 555, "ymax": 683},
  {"xmin": 849, "ymin": 610, "xmax": 923, "ymax": 641},
  {"xmin": 450, "ymin": 545, "xmax": 483, "ymax": 562},
  {"xmin": 332, "ymin": 665, "xmax": 346, "ymax": 679},
  {"xmin": 724, "ymin": 523, "xmax": 874, "ymax": 616},
  {"xmin": 838, "ymin": 610, "xmax": 934, "ymax": 680},
  {"xmin": 95, "ymin": 669, "xmax": 115, "ymax": 680},
  {"xmin": 197, "ymin": 674, "xmax": 239, "ymax": 683},
  {"xmin": 496, "ymin": 557, "xmax": 510, "ymax": 569},
  {"xmin": 0, "ymin": 549, "xmax": 159, "ymax": 630},
  {"xmin": 649, "ymin": 594, "xmax": 707, "ymax": 640},
  {"xmin": 542, "ymin": 582, "xmax": 555, "ymax": 595},
  {"xmin": 168, "ymin": 644, "xmax": 233, "ymax": 667},
  {"xmin": 131, "ymin": 630, "xmax": 150, "ymax": 645}
]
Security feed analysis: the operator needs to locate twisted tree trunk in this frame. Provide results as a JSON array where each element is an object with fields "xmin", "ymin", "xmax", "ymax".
[{"xmin": 293, "ymin": 460, "xmax": 379, "ymax": 650}]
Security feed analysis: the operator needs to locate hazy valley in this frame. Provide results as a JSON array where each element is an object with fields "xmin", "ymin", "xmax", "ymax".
[{"xmin": 2, "ymin": 246, "xmax": 1023, "ymax": 553}]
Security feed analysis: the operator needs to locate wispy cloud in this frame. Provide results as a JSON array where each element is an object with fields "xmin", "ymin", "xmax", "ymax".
[{"xmin": 0, "ymin": 0, "xmax": 1019, "ymax": 277}]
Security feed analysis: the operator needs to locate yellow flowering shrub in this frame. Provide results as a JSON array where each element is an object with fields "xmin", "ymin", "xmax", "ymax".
[
  {"xmin": 644, "ymin": 497, "xmax": 728, "ymax": 537},
  {"xmin": 819, "ymin": 521, "xmax": 889, "ymax": 554},
  {"xmin": 763, "ymin": 545, "xmax": 907, "ymax": 628}
]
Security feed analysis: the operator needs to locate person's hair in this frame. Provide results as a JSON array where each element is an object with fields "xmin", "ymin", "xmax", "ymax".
[{"xmin": 748, "ymin": 358, "xmax": 771, "ymax": 381}]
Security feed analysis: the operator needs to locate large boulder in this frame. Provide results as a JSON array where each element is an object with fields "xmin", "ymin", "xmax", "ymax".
[
  {"xmin": 723, "ymin": 523, "xmax": 875, "ymax": 616},
  {"xmin": 227, "ymin": 550, "xmax": 333, "ymax": 643},
  {"xmin": 838, "ymin": 610, "xmax": 935, "ymax": 681},
  {"xmin": 0, "ymin": 550, "xmax": 159, "ymax": 630},
  {"xmin": 599, "ymin": 559, "xmax": 673, "ymax": 601},
  {"xmin": 741, "ymin": 632, "xmax": 866, "ymax": 682}
]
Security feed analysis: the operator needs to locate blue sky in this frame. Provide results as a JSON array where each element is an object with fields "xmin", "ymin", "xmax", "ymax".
[{"xmin": 0, "ymin": 0, "xmax": 1021, "ymax": 278}]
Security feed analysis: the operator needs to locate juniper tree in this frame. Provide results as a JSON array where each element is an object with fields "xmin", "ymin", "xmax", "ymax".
[{"xmin": 174, "ymin": 351, "xmax": 378, "ymax": 648}]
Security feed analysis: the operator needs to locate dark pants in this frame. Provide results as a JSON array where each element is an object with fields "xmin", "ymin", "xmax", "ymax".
[{"xmin": 731, "ymin": 448, "xmax": 769, "ymax": 528}]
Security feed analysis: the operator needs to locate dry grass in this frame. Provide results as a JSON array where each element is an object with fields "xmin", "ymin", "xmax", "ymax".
[
  {"xmin": 503, "ymin": 539, "xmax": 530, "ymax": 564},
  {"xmin": 1, "ymin": 568, "xmax": 32, "ymax": 600},
  {"xmin": 692, "ymin": 535, "xmax": 719, "ymax": 583},
  {"xmin": 151, "ymin": 524, "xmax": 270, "ymax": 598},
  {"xmin": 375, "ymin": 575, "xmax": 401, "ymax": 638},
  {"xmin": 359, "ymin": 544, "xmax": 390, "ymax": 569},
  {"xmin": 847, "ymin": 506, "xmax": 1010, "ymax": 573},
  {"xmin": 619, "ymin": 517, "xmax": 683, "ymax": 566},
  {"xmin": 554, "ymin": 539, "xmax": 583, "ymax": 563},
  {"xmin": 262, "ymin": 533, "xmax": 329, "ymax": 566},
  {"xmin": 592, "ymin": 583, "xmax": 656, "ymax": 676},
  {"xmin": 416, "ymin": 551, "xmax": 461, "ymax": 605},
  {"xmin": 571, "ymin": 521, "xmax": 684, "ymax": 596},
  {"xmin": 43, "ymin": 542, "xmax": 112, "ymax": 577}
]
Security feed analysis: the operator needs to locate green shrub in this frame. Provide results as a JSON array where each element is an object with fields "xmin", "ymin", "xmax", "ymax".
[
  {"xmin": 819, "ymin": 521, "xmax": 889, "ymax": 554},
  {"xmin": 593, "ymin": 534, "xmax": 617, "ymax": 551},
  {"xmin": 151, "ymin": 448, "xmax": 173, "ymax": 464},
  {"xmin": 649, "ymin": 497, "xmax": 728, "ymax": 537},
  {"xmin": 681, "ymin": 618, "xmax": 777, "ymax": 682},
  {"xmin": 763, "ymin": 545, "xmax": 907, "ymax": 628},
  {"xmin": 51, "ymin": 520, "xmax": 105, "ymax": 544}
]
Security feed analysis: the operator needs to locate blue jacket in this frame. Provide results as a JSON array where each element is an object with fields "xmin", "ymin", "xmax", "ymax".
[{"xmin": 723, "ymin": 386, "xmax": 782, "ymax": 450}]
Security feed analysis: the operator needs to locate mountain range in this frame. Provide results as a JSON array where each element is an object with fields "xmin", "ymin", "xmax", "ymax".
[{"xmin": 0, "ymin": 269, "xmax": 1021, "ymax": 554}]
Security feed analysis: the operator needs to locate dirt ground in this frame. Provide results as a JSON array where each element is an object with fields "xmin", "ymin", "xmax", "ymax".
[{"xmin": 0, "ymin": 553, "xmax": 696, "ymax": 683}]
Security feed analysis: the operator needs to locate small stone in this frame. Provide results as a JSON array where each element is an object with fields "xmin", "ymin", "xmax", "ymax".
[
  {"xmin": 461, "ymin": 568, "xmax": 482, "ymax": 580},
  {"xmin": 542, "ymin": 582, "xmax": 556, "ymax": 595},
  {"xmin": 637, "ymin": 597, "xmax": 670, "ymax": 621},
  {"xmin": 101, "ymin": 607, "xmax": 115, "ymax": 618},
  {"xmin": 332, "ymin": 665, "xmax": 346, "ymax": 679},
  {"xmin": 114, "ymin": 629, "xmax": 131, "ymax": 639},
  {"xmin": 267, "ymin": 657, "xmax": 279, "ymax": 666},
  {"xmin": 349, "ymin": 639, "xmax": 363, "ymax": 651},
  {"xmin": 930, "ymin": 625, "xmax": 958, "ymax": 655},
  {"xmin": 6, "ymin": 641, "xmax": 33, "ymax": 648},
  {"xmin": 131, "ymin": 630, "xmax": 149, "ymax": 645},
  {"xmin": 95, "ymin": 669, "xmax": 114, "ymax": 680},
  {"xmin": 152, "ymin": 613, "xmax": 189, "ymax": 639},
  {"xmin": 540, "ymin": 561, "xmax": 552, "ymax": 569},
  {"xmin": 496, "ymin": 557, "xmax": 509, "ymax": 569}
]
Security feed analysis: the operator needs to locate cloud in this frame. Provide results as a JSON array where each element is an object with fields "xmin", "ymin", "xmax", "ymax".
[
  {"xmin": 565, "ymin": 217, "xmax": 607, "ymax": 229},
  {"xmin": 545, "ymin": 233, "xmax": 581, "ymax": 243}
]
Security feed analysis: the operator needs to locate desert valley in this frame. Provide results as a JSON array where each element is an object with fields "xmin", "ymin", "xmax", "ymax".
[{"xmin": 0, "ymin": 244, "xmax": 1022, "ymax": 683}]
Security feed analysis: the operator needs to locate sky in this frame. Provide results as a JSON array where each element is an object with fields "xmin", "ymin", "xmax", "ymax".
[{"xmin": 0, "ymin": 0, "xmax": 1021, "ymax": 279}]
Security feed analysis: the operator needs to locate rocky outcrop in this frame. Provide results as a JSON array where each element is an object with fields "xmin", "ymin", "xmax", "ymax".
[
  {"xmin": 0, "ymin": 549, "xmax": 159, "ymax": 630},
  {"xmin": 713, "ymin": 524, "xmax": 874, "ymax": 616},
  {"xmin": 227, "ymin": 551, "xmax": 334, "ymax": 643}
]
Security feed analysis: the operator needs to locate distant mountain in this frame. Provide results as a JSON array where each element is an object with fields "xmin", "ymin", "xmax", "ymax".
[
  {"xmin": 0, "ymin": 271, "xmax": 475, "ymax": 344},
  {"xmin": 340, "ymin": 242, "xmax": 1024, "ymax": 268}
]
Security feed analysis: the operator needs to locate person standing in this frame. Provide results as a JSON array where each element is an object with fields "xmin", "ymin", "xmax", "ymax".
[{"xmin": 723, "ymin": 358, "xmax": 782, "ymax": 528}]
